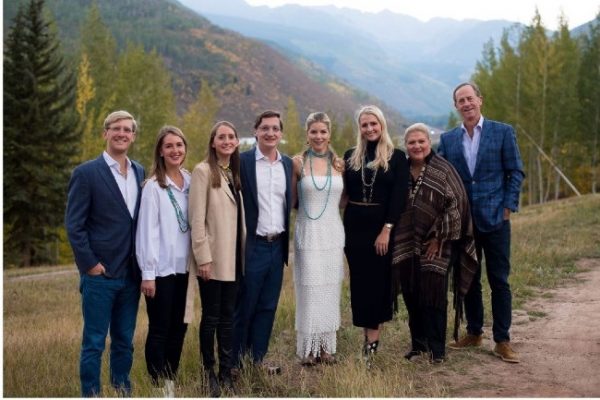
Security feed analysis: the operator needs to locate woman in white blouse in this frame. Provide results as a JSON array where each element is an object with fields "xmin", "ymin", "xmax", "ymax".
[
  {"xmin": 136, "ymin": 126, "xmax": 190, "ymax": 397},
  {"xmin": 185, "ymin": 121, "xmax": 245, "ymax": 397}
]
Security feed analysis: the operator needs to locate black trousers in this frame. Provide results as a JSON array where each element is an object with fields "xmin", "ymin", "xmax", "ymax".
[
  {"xmin": 144, "ymin": 273, "xmax": 189, "ymax": 384},
  {"xmin": 199, "ymin": 278, "xmax": 239, "ymax": 373},
  {"xmin": 400, "ymin": 270, "xmax": 448, "ymax": 359}
]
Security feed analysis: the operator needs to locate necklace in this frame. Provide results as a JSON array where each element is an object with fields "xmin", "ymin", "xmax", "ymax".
[
  {"xmin": 166, "ymin": 186, "xmax": 190, "ymax": 233},
  {"xmin": 408, "ymin": 164, "xmax": 426, "ymax": 205},
  {"xmin": 360, "ymin": 154, "xmax": 378, "ymax": 203},
  {"xmin": 299, "ymin": 150, "xmax": 332, "ymax": 220}
]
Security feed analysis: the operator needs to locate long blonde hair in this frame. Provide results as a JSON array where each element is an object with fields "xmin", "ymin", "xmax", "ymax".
[{"xmin": 347, "ymin": 105, "xmax": 395, "ymax": 172}]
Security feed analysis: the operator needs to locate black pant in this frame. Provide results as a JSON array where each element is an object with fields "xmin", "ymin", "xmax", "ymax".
[
  {"xmin": 400, "ymin": 271, "xmax": 448, "ymax": 359},
  {"xmin": 199, "ymin": 278, "xmax": 239, "ymax": 373},
  {"xmin": 144, "ymin": 273, "xmax": 189, "ymax": 384}
]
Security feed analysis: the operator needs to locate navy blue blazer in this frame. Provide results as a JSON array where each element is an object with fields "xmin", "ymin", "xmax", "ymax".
[
  {"xmin": 239, "ymin": 148, "xmax": 293, "ymax": 266},
  {"xmin": 65, "ymin": 154, "xmax": 145, "ymax": 278},
  {"xmin": 438, "ymin": 119, "xmax": 525, "ymax": 233}
]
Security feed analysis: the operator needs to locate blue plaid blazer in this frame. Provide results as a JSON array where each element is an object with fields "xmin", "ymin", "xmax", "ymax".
[{"xmin": 438, "ymin": 118, "xmax": 525, "ymax": 233}]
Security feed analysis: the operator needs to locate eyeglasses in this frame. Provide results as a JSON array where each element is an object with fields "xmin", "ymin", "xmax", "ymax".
[
  {"xmin": 108, "ymin": 126, "xmax": 134, "ymax": 134},
  {"xmin": 258, "ymin": 125, "xmax": 281, "ymax": 133}
]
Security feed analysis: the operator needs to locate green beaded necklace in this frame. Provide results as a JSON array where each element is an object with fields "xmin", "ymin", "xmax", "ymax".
[{"xmin": 298, "ymin": 148, "xmax": 332, "ymax": 220}]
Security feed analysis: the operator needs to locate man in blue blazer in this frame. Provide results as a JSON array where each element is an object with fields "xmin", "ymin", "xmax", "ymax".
[
  {"xmin": 438, "ymin": 83, "xmax": 524, "ymax": 363},
  {"xmin": 65, "ymin": 110, "xmax": 145, "ymax": 396},
  {"xmin": 233, "ymin": 110, "xmax": 292, "ymax": 374}
]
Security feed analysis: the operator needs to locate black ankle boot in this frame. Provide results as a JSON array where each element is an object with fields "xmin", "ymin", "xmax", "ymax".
[
  {"xmin": 205, "ymin": 368, "xmax": 221, "ymax": 397},
  {"xmin": 219, "ymin": 369, "xmax": 236, "ymax": 394}
]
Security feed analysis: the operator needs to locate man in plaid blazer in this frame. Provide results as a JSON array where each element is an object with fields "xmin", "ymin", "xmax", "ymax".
[{"xmin": 438, "ymin": 82, "xmax": 524, "ymax": 363}]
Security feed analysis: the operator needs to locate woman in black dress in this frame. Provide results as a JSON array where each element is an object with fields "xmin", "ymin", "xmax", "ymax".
[{"xmin": 343, "ymin": 105, "xmax": 409, "ymax": 366}]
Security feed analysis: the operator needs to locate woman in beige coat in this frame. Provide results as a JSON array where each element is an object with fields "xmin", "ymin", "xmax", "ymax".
[{"xmin": 185, "ymin": 121, "xmax": 246, "ymax": 396}]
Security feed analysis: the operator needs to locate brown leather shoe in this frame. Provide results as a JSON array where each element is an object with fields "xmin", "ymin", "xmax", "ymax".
[
  {"xmin": 493, "ymin": 341, "xmax": 520, "ymax": 363},
  {"xmin": 448, "ymin": 333, "xmax": 483, "ymax": 349}
]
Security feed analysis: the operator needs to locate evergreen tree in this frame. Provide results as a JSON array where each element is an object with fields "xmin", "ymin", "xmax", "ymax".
[
  {"xmin": 4, "ymin": 0, "xmax": 81, "ymax": 266},
  {"xmin": 330, "ymin": 114, "xmax": 356, "ymax": 156},
  {"xmin": 180, "ymin": 80, "xmax": 221, "ymax": 168},
  {"xmin": 445, "ymin": 111, "xmax": 460, "ymax": 130}
]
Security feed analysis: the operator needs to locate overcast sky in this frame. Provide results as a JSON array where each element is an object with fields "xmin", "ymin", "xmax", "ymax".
[{"xmin": 245, "ymin": 0, "xmax": 599, "ymax": 30}]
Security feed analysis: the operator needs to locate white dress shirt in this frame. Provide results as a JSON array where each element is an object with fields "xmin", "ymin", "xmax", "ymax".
[
  {"xmin": 461, "ymin": 116, "xmax": 484, "ymax": 177},
  {"xmin": 103, "ymin": 151, "xmax": 138, "ymax": 217},
  {"xmin": 255, "ymin": 146, "xmax": 286, "ymax": 236},
  {"xmin": 136, "ymin": 172, "xmax": 191, "ymax": 280}
]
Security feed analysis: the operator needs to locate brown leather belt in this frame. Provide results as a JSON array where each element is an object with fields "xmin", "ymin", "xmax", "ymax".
[{"xmin": 256, "ymin": 233, "xmax": 283, "ymax": 242}]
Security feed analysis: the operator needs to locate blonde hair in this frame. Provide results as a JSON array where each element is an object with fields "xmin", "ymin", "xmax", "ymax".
[
  {"xmin": 103, "ymin": 110, "xmax": 137, "ymax": 132},
  {"xmin": 404, "ymin": 122, "xmax": 431, "ymax": 143},
  {"xmin": 347, "ymin": 105, "xmax": 395, "ymax": 172},
  {"xmin": 298, "ymin": 111, "xmax": 344, "ymax": 173}
]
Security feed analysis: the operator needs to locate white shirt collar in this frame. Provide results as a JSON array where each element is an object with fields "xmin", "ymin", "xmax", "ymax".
[
  {"xmin": 461, "ymin": 115, "xmax": 484, "ymax": 135},
  {"xmin": 165, "ymin": 171, "xmax": 190, "ymax": 192},
  {"xmin": 103, "ymin": 150, "xmax": 132, "ymax": 170},
  {"xmin": 255, "ymin": 146, "xmax": 282, "ymax": 162}
]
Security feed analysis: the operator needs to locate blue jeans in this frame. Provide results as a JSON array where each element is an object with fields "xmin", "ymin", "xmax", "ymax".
[
  {"xmin": 465, "ymin": 220, "xmax": 512, "ymax": 343},
  {"xmin": 79, "ymin": 274, "xmax": 140, "ymax": 397},
  {"xmin": 233, "ymin": 237, "xmax": 284, "ymax": 365}
]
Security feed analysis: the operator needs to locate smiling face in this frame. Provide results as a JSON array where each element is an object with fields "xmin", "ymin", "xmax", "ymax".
[
  {"xmin": 255, "ymin": 116, "xmax": 283, "ymax": 154},
  {"xmin": 306, "ymin": 121, "xmax": 330, "ymax": 153},
  {"xmin": 405, "ymin": 130, "xmax": 431, "ymax": 163},
  {"xmin": 359, "ymin": 113, "xmax": 382, "ymax": 143},
  {"xmin": 103, "ymin": 118, "xmax": 135, "ymax": 156},
  {"xmin": 160, "ymin": 133, "xmax": 186, "ymax": 169},
  {"xmin": 211, "ymin": 124, "xmax": 239, "ymax": 162},
  {"xmin": 454, "ymin": 84, "xmax": 483, "ymax": 124}
]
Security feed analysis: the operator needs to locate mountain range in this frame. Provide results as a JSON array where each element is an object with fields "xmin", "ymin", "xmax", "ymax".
[
  {"xmin": 178, "ymin": 0, "xmax": 593, "ymax": 125},
  {"xmin": 3, "ymin": 0, "xmax": 409, "ymax": 136}
]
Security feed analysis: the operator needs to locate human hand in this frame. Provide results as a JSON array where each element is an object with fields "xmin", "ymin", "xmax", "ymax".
[
  {"xmin": 141, "ymin": 280, "xmax": 156, "ymax": 298},
  {"xmin": 87, "ymin": 263, "xmax": 105, "ymax": 276},
  {"xmin": 503, "ymin": 208, "xmax": 511, "ymax": 220},
  {"xmin": 424, "ymin": 238, "xmax": 440, "ymax": 261},
  {"xmin": 374, "ymin": 229, "xmax": 391, "ymax": 256},
  {"xmin": 198, "ymin": 262, "xmax": 212, "ymax": 281}
]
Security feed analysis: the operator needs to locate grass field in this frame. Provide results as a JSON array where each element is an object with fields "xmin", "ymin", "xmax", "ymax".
[{"xmin": 3, "ymin": 194, "xmax": 599, "ymax": 397}]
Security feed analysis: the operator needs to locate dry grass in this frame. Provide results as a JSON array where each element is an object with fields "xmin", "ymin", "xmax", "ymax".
[{"xmin": 3, "ymin": 194, "xmax": 599, "ymax": 397}]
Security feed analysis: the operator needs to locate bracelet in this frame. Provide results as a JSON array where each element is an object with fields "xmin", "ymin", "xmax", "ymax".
[{"xmin": 384, "ymin": 223, "xmax": 394, "ymax": 229}]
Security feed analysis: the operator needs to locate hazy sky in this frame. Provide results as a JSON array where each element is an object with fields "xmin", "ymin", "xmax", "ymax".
[{"xmin": 245, "ymin": 0, "xmax": 599, "ymax": 30}]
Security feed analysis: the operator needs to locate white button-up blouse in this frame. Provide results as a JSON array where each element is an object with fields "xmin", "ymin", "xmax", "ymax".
[{"xmin": 136, "ymin": 171, "xmax": 191, "ymax": 280}]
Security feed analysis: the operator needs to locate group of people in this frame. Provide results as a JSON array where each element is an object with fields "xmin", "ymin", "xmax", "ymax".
[{"xmin": 65, "ymin": 81, "xmax": 525, "ymax": 397}]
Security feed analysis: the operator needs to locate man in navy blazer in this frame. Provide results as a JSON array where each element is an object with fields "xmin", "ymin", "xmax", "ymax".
[
  {"xmin": 65, "ymin": 110, "xmax": 145, "ymax": 396},
  {"xmin": 233, "ymin": 110, "xmax": 292, "ymax": 374},
  {"xmin": 438, "ymin": 82, "xmax": 524, "ymax": 363}
]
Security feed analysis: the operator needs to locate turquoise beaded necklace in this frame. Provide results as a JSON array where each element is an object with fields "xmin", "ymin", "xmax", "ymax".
[
  {"xmin": 298, "ymin": 148, "xmax": 332, "ymax": 220},
  {"xmin": 166, "ymin": 186, "xmax": 190, "ymax": 233}
]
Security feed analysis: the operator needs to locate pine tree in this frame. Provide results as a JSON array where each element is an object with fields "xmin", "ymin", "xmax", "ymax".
[{"xmin": 3, "ymin": 0, "xmax": 81, "ymax": 266}]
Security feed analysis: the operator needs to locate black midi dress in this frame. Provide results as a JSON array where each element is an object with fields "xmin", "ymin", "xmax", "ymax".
[{"xmin": 343, "ymin": 141, "xmax": 409, "ymax": 329}]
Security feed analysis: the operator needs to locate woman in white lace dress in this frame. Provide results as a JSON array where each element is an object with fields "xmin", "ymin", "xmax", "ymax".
[{"xmin": 292, "ymin": 112, "xmax": 346, "ymax": 366}]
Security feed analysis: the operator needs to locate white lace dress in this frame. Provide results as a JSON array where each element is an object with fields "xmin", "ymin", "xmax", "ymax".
[{"xmin": 294, "ymin": 172, "xmax": 345, "ymax": 358}]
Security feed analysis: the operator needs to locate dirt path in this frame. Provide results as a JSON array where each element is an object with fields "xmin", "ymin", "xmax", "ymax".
[{"xmin": 447, "ymin": 258, "xmax": 600, "ymax": 397}]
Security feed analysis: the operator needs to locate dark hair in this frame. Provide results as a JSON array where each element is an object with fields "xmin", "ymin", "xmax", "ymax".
[
  {"xmin": 453, "ymin": 82, "xmax": 482, "ymax": 103},
  {"xmin": 207, "ymin": 121, "xmax": 241, "ymax": 190},
  {"xmin": 150, "ymin": 125, "xmax": 187, "ymax": 189},
  {"xmin": 254, "ymin": 110, "xmax": 283, "ymax": 131}
]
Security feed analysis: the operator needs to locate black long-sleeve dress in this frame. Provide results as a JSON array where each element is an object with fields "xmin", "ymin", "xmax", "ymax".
[{"xmin": 343, "ymin": 141, "xmax": 409, "ymax": 329}]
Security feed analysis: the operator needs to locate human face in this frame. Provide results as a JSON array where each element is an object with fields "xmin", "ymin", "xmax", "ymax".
[
  {"xmin": 454, "ymin": 85, "xmax": 483, "ymax": 124},
  {"xmin": 160, "ymin": 133, "xmax": 186, "ymax": 169},
  {"xmin": 405, "ymin": 130, "xmax": 431, "ymax": 164},
  {"xmin": 307, "ymin": 122, "xmax": 330, "ymax": 153},
  {"xmin": 255, "ymin": 116, "xmax": 283, "ymax": 153},
  {"xmin": 359, "ymin": 113, "xmax": 382, "ymax": 142},
  {"xmin": 104, "ymin": 119, "xmax": 135, "ymax": 156},
  {"xmin": 212, "ymin": 124, "xmax": 239, "ymax": 162}
]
